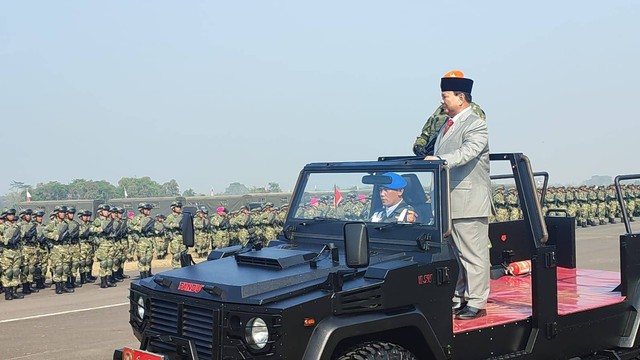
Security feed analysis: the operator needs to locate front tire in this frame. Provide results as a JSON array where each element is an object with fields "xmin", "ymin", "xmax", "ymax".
[{"xmin": 335, "ymin": 341, "xmax": 417, "ymax": 360}]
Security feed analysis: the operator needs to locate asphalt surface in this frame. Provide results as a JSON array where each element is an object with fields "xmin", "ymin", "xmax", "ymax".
[{"xmin": 0, "ymin": 222, "xmax": 633, "ymax": 360}]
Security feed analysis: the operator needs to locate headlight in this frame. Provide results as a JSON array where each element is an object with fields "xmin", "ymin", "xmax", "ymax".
[
  {"xmin": 137, "ymin": 296, "xmax": 145, "ymax": 319},
  {"xmin": 244, "ymin": 317, "xmax": 269, "ymax": 350}
]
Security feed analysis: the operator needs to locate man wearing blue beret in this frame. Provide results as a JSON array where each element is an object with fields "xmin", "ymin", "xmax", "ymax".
[{"xmin": 370, "ymin": 172, "xmax": 417, "ymax": 223}]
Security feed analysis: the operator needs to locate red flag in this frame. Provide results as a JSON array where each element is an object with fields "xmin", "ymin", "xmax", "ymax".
[
  {"xmin": 334, "ymin": 185, "xmax": 343, "ymax": 207},
  {"xmin": 26, "ymin": 189, "xmax": 32, "ymax": 203}
]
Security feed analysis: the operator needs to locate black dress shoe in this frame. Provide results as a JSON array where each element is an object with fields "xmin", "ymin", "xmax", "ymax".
[
  {"xmin": 452, "ymin": 301, "xmax": 467, "ymax": 314},
  {"xmin": 455, "ymin": 306, "xmax": 486, "ymax": 320}
]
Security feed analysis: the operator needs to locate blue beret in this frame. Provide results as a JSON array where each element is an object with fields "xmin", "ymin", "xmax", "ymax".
[{"xmin": 381, "ymin": 172, "xmax": 407, "ymax": 190}]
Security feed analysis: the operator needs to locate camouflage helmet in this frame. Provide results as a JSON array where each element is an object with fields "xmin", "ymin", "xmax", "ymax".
[
  {"xmin": 117, "ymin": 207, "xmax": 125, "ymax": 214},
  {"xmin": 264, "ymin": 202, "xmax": 274, "ymax": 208},
  {"xmin": 53, "ymin": 205, "xmax": 67, "ymax": 213},
  {"xmin": 4, "ymin": 208, "xmax": 17, "ymax": 216},
  {"xmin": 67, "ymin": 206, "xmax": 76, "ymax": 214},
  {"xmin": 19, "ymin": 208, "xmax": 33, "ymax": 216},
  {"xmin": 34, "ymin": 210, "xmax": 45, "ymax": 217},
  {"xmin": 138, "ymin": 203, "xmax": 153, "ymax": 211},
  {"xmin": 240, "ymin": 205, "xmax": 249, "ymax": 211},
  {"xmin": 110, "ymin": 206, "xmax": 119, "ymax": 213},
  {"xmin": 170, "ymin": 201, "xmax": 183, "ymax": 208},
  {"xmin": 156, "ymin": 214, "xmax": 166, "ymax": 219},
  {"xmin": 83, "ymin": 210, "xmax": 93, "ymax": 217},
  {"xmin": 97, "ymin": 204, "xmax": 110, "ymax": 212}
]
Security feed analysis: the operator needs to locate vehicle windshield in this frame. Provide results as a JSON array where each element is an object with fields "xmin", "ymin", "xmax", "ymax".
[{"xmin": 292, "ymin": 170, "xmax": 436, "ymax": 225}]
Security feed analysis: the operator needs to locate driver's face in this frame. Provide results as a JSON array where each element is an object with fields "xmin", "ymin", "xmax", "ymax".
[{"xmin": 380, "ymin": 187, "xmax": 403, "ymax": 207}]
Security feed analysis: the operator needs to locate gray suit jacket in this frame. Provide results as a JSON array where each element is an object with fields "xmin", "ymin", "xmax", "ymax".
[{"xmin": 434, "ymin": 107, "xmax": 492, "ymax": 219}]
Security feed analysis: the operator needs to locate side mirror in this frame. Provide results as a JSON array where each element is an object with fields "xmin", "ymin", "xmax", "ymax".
[
  {"xmin": 344, "ymin": 222, "xmax": 370, "ymax": 268},
  {"xmin": 182, "ymin": 207, "xmax": 196, "ymax": 248}
]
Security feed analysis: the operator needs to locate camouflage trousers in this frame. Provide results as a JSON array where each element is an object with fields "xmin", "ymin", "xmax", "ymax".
[
  {"xmin": 567, "ymin": 203, "xmax": 579, "ymax": 218},
  {"xmin": 112, "ymin": 239, "xmax": 126, "ymax": 273},
  {"xmin": 494, "ymin": 208, "xmax": 509, "ymax": 222},
  {"xmin": 21, "ymin": 245, "xmax": 40, "ymax": 282},
  {"xmin": 169, "ymin": 235, "xmax": 186, "ymax": 269},
  {"xmin": 127, "ymin": 235, "xmax": 137, "ymax": 262},
  {"xmin": 608, "ymin": 201, "xmax": 619, "ymax": 222},
  {"xmin": 49, "ymin": 244, "xmax": 70, "ymax": 283},
  {"xmin": 38, "ymin": 245, "xmax": 49, "ymax": 280},
  {"xmin": 627, "ymin": 200, "xmax": 636, "ymax": 220},
  {"xmin": 212, "ymin": 230, "xmax": 229, "ymax": 249},
  {"xmin": 68, "ymin": 243, "xmax": 81, "ymax": 276},
  {"xmin": 508, "ymin": 207, "xmax": 522, "ymax": 221},
  {"xmin": 1, "ymin": 248, "xmax": 23, "ymax": 287},
  {"xmin": 95, "ymin": 239, "xmax": 114, "ymax": 277},
  {"xmin": 194, "ymin": 232, "xmax": 209, "ymax": 257},
  {"xmin": 155, "ymin": 236, "xmax": 170, "ymax": 259},
  {"xmin": 136, "ymin": 237, "xmax": 154, "ymax": 272},
  {"xmin": 263, "ymin": 226, "xmax": 277, "ymax": 245},
  {"xmin": 238, "ymin": 228, "xmax": 249, "ymax": 246},
  {"xmin": 80, "ymin": 241, "xmax": 95, "ymax": 274}
]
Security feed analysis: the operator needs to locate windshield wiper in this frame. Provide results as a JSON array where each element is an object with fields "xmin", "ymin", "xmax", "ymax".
[
  {"xmin": 374, "ymin": 221, "xmax": 417, "ymax": 231},
  {"xmin": 300, "ymin": 217, "xmax": 340, "ymax": 226}
]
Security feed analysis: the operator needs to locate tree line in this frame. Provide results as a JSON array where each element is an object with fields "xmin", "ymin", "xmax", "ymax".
[{"xmin": 1, "ymin": 179, "xmax": 283, "ymax": 207}]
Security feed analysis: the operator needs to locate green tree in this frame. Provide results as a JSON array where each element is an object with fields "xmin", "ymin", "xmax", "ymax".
[
  {"xmin": 182, "ymin": 188, "xmax": 197, "ymax": 196},
  {"xmin": 162, "ymin": 179, "xmax": 180, "ymax": 197},
  {"xmin": 268, "ymin": 182, "xmax": 282, "ymax": 193},
  {"xmin": 117, "ymin": 177, "xmax": 164, "ymax": 198},
  {"xmin": 225, "ymin": 182, "xmax": 249, "ymax": 195}
]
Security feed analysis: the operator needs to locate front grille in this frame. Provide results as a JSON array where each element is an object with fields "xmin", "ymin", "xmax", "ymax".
[{"xmin": 147, "ymin": 298, "xmax": 218, "ymax": 360}]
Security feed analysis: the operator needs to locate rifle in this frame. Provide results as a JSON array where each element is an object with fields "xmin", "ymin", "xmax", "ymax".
[
  {"xmin": 142, "ymin": 218, "xmax": 156, "ymax": 236},
  {"xmin": 219, "ymin": 217, "xmax": 230, "ymax": 230},
  {"xmin": 24, "ymin": 223, "xmax": 38, "ymax": 244},
  {"xmin": 58, "ymin": 222, "xmax": 69, "ymax": 243},
  {"xmin": 117, "ymin": 219, "xmax": 128, "ymax": 239},
  {"xmin": 80, "ymin": 225, "xmax": 91, "ymax": 240},
  {"xmin": 8, "ymin": 226, "xmax": 22, "ymax": 246},
  {"xmin": 68, "ymin": 223, "xmax": 80, "ymax": 243},
  {"xmin": 103, "ymin": 219, "xmax": 114, "ymax": 237}
]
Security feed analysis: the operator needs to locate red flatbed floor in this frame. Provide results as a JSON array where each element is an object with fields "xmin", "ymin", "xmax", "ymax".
[{"xmin": 453, "ymin": 267, "xmax": 626, "ymax": 333}]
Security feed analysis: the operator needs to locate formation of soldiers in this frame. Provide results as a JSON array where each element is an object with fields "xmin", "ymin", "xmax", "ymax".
[
  {"xmin": 295, "ymin": 194, "xmax": 372, "ymax": 220},
  {"xmin": 0, "ymin": 200, "xmax": 291, "ymax": 300},
  {"xmin": 493, "ymin": 184, "xmax": 640, "ymax": 227}
]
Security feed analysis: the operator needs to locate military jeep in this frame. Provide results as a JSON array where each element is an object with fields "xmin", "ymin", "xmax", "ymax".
[{"xmin": 114, "ymin": 153, "xmax": 640, "ymax": 360}]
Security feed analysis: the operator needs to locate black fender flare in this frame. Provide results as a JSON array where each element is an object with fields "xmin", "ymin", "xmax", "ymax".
[{"xmin": 301, "ymin": 309, "xmax": 447, "ymax": 360}]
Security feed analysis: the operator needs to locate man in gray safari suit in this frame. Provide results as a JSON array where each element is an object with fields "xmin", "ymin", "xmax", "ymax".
[{"xmin": 425, "ymin": 72, "xmax": 492, "ymax": 320}]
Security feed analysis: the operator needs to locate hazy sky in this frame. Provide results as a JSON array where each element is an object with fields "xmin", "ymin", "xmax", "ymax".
[{"xmin": 1, "ymin": 1, "xmax": 638, "ymax": 196}]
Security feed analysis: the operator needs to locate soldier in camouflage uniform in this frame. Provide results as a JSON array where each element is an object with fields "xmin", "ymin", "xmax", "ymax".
[
  {"xmin": 275, "ymin": 205, "xmax": 288, "ymax": 234},
  {"xmin": 542, "ymin": 187, "xmax": 555, "ymax": 216},
  {"xmin": 44, "ymin": 206, "xmax": 74, "ymax": 294},
  {"xmin": 2, "ymin": 209, "xmax": 25, "ymax": 300},
  {"xmin": 91, "ymin": 204, "xmax": 117, "ymax": 288},
  {"xmin": 130, "ymin": 203, "xmax": 156, "ymax": 278},
  {"xmin": 77, "ymin": 209, "xmax": 96, "ymax": 284},
  {"xmin": 506, "ymin": 188, "xmax": 521, "ymax": 221},
  {"xmin": 153, "ymin": 214, "xmax": 169, "ymax": 259},
  {"xmin": 232, "ymin": 206, "xmax": 252, "ymax": 246},
  {"xmin": 261, "ymin": 203, "xmax": 277, "ymax": 245},
  {"xmin": 413, "ymin": 71, "xmax": 486, "ymax": 157},
  {"xmin": 575, "ymin": 187, "xmax": 589, "ymax": 227},
  {"xmin": 112, "ymin": 207, "xmax": 130, "ymax": 281},
  {"xmin": 565, "ymin": 186, "xmax": 579, "ymax": 220},
  {"xmin": 18, "ymin": 209, "xmax": 39, "ymax": 294},
  {"xmin": 493, "ymin": 186, "xmax": 509, "ymax": 222},
  {"xmin": 165, "ymin": 201, "xmax": 186, "ymax": 269},
  {"xmin": 555, "ymin": 187, "xmax": 567, "ymax": 216},
  {"xmin": 193, "ymin": 208, "xmax": 210, "ymax": 258},
  {"xmin": 596, "ymin": 186, "xmax": 607, "ymax": 225},
  {"xmin": 211, "ymin": 207, "xmax": 230, "ymax": 249},
  {"xmin": 65, "ymin": 207, "xmax": 82, "ymax": 289},
  {"xmin": 624, "ymin": 185, "xmax": 636, "ymax": 222},
  {"xmin": 605, "ymin": 185, "xmax": 618, "ymax": 224},
  {"xmin": 32, "ymin": 210, "xmax": 49, "ymax": 289}
]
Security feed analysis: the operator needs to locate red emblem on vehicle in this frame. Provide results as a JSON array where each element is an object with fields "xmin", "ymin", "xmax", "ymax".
[
  {"xmin": 418, "ymin": 274, "xmax": 433, "ymax": 285},
  {"xmin": 177, "ymin": 281, "xmax": 204, "ymax": 293},
  {"xmin": 501, "ymin": 234, "xmax": 507, "ymax": 242}
]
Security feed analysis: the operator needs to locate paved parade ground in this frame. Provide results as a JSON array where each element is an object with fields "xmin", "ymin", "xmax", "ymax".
[{"xmin": 0, "ymin": 223, "xmax": 634, "ymax": 359}]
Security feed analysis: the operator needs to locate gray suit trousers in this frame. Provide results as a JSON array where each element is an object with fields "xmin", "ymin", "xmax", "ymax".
[{"xmin": 448, "ymin": 217, "xmax": 490, "ymax": 309}]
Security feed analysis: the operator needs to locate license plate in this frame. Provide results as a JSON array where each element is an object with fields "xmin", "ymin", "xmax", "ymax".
[{"xmin": 122, "ymin": 347, "xmax": 166, "ymax": 360}]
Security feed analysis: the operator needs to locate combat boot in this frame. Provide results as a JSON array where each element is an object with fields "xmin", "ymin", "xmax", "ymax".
[
  {"xmin": 5, "ymin": 287, "xmax": 13, "ymax": 300},
  {"xmin": 65, "ymin": 276, "xmax": 74, "ymax": 289},
  {"xmin": 35, "ymin": 278, "xmax": 46, "ymax": 289},
  {"xmin": 73, "ymin": 275, "xmax": 82, "ymax": 288},
  {"xmin": 12, "ymin": 286, "xmax": 24, "ymax": 299},
  {"xmin": 61, "ymin": 281, "xmax": 74, "ymax": 293},
  {"xmin": 84, "ymin": 272, "xmax": 96, "ymax": 283},
  {"xmin": 100, "ymin": 276, "xmax": 116, "ymax": 288},
  {"xmin": 111, "ymin": 273, "xmax": 124, "ymax": 283},
  {"xmin": 118, "ymin": 269, "xmax": 130, "ymax": 279},
  {"xmin": 55, "ymin": 282, "xmax": 63, "ymax": 294}
]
